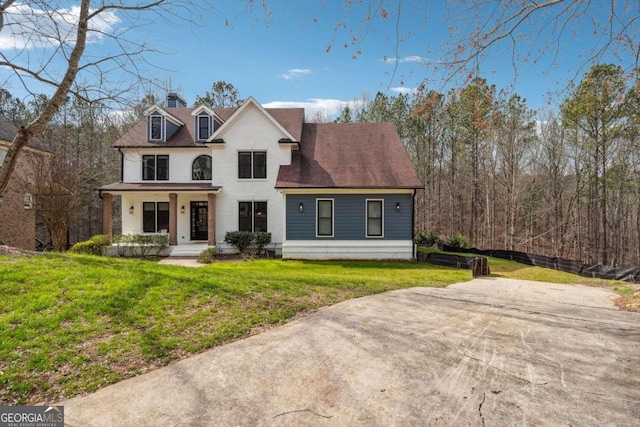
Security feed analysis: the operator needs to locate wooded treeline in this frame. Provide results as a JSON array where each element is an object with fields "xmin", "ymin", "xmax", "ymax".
[
  {"xmin": 336, "ymin": 64, "xmax": 640, "ymax": 266},
  {"xmin": 3, "ymin": 65, "xmax": 639, "ymax": 265}
]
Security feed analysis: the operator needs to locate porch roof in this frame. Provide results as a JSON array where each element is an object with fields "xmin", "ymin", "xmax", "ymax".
[{"xmin": 99, "ymin": 182, "xmax": 221, "ymax": 193}]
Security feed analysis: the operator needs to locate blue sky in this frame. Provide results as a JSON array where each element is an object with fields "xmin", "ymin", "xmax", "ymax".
[{"xmin": 1, "ymin": 1, "xmax": 638, "ymax": 118}]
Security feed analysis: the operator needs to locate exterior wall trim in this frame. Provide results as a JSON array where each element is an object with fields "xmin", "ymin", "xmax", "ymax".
[
  {"xmin": 279, "ymin": 188, "xmax": 416, "ymax": 195},
  {"xmin": 281, "ymin": 240, "xmax": 414, "ymax": 260}
]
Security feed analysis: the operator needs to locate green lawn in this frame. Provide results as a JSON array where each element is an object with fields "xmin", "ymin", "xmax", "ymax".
[
  {"xmin": 0, "ymin": 253, "xmax": 468, "ymax": 405},
  {"xmin": 1, "ymin": 251, "xmax": 637, "ymax": 405}
]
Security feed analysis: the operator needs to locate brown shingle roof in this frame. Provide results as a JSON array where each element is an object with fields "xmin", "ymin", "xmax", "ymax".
[
  {"xmin": 113, "ymin": 106, "xmax": 304, "ymax": 148},
  {"xmin": 0, "ymin": 117, "xmax": 16, "ymax": 142},
  {"xmin": 276, "ymin": 122, "xmax": 423, "ymax": 189},
  {"xmin": 0, "ymin": 117, "xmax": 50, "ymax": 152}
]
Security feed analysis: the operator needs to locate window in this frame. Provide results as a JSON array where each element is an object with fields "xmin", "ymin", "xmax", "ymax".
[
  {"xmin": 143, "ymin": 202, "xmax": 169, "ymax": 233},
  {"xmin": 192, "ymin": 155, "xmax": 212, "ymax": 180},
  {"xmin": 23, "ymin": 193, "xmax": 33, "ymax": 209},
  {"xmin": 239, "ymin": 201, "xmax": 268, "ymax": 232},
  {"xmin": 238, "ymin": 151, "xmax": 267, "ymax": 179},
  {"xmin": 197, "ymin": 115, "xmax": 210, "ymax": 140},
  {"xmin": 142, "ymin": 155, "xmax": 169, "ymax": 181},
  {"xmin": 366, "ymin": 200, "xmax": 383, "ymax": 237},
  {"xmin": 317, "ymin": 199, "xmax": 333, "ymax": 237},
  {"xmin": 149, "ymin": 115, "xmax": 163, "ymax": 140}
]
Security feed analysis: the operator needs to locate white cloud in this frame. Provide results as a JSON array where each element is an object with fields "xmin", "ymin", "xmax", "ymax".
[
  {"xmin": 391, "ymin": 87, "xmax": 416, "ymax": 95},
  {"xmin": 0, "ymin": 3, "xmax": 120, "ymax": 50},
  {"xmin": 263, "ymin": 98, "xmax": 364, "ymax": 119},
  {"xmin": 383, "ymin": 55, "xmax": 429, "ymax": 64},
  {"xmin": 281, "ymin": 68, "xmax": 312, "ymax": 80}
]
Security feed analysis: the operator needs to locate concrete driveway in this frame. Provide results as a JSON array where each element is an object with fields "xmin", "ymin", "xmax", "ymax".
[{"xmin": 63, "ymin": 278, "xmax": 640, "ymax": 426}]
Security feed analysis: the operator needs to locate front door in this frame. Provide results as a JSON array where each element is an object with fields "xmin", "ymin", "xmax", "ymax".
[{"xmin": 190, "ymin": 201, "xmax": 208, "ymax": 241}]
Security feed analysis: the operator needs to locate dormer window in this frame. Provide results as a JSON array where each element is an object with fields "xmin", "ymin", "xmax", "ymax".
[
  {"xmin": 149, "ymin": 115, "xmax": 163, "ymax": 141},
  {"xmin": 197, "ymin": 115, "xmax": 210, "ymax": 140}
]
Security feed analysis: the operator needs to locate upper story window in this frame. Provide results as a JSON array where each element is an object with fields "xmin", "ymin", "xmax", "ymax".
[
  {"xmin": 238, "ymin": 151, "xmax": 266, "ymax": 179},
  {"xmin": 197, "ymin": 115, "xmax": 210, "ymax": 140},
  {"xmin": 192, "ymin": 155, "xmax": 212, "ymax": 180},
  {"xmin": 366, "ymin": 199, "xmax": 383, "ymax": 237},
  {"xmin": 142, "ymin": 155, "xmax": 169, "ymax": 181},
  {"xmin": 149, "ymin": 115, "xmax": 163, "ymax": 141},
  {"xmin": 317, "ymin": 199, "xmax": 334, "ymax": 237}
]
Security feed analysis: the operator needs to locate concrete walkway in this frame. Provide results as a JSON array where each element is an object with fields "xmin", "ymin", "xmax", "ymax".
[
  {"xmin": 157, "ymin": 257, "xmax": 204, "ymax": 268},
  {"xmin": 62, "ymin": 278, "xmax": 640, "ymax": 426}
]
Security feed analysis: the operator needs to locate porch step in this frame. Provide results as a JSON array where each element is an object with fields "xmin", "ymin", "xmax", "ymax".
[{"xmin": 167, "ymin": 244, "xmax": 211, "ymax": 257}]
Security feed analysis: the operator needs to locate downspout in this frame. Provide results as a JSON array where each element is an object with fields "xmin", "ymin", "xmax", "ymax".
[
  {"xmin": 118, "ymin": 148, "xmax": 124, "ymax": 182},
  {"xmin": 412, "ymin": 189, "xmax": 417, "ymax": 260}
]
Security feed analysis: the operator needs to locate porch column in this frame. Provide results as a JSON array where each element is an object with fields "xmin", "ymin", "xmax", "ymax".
[
  {"xmin": 207, "ymin": 193, "xmax": 216, "ymax": 246},
  {"xmin": 102, "ymin": 193, "xmax": 113, "ymax": 239},
  {"xmin": 169, "ymin": 193, "xmax": 178, "ymax": 246}
]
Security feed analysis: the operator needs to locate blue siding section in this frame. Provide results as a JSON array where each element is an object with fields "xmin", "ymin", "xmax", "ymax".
[
  {"xmin": 165, "ymin": 120, "xmax": 180, "ymax": 140},
  {"xmin": 286, "ymin": 193, "xmax": 413, "ymax": 240}
]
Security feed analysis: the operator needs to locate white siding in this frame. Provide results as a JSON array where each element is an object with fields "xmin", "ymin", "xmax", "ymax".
[
  {"xmin": 212, "ymin": 104, "xmax": 292, "ymax": 245},
  {"xmin": 281, "ymin": 240, "xmax": 415, "ymax": 260},
  {"xmin": 121, "ymin": 148, "xmax": 211, "ymax": 183}
]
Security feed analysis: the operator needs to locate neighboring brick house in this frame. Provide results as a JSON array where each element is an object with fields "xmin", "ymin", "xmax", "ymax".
[
  {"xmin": 0, "ymin": 117, "xmax": 49, "ymax": 250},
  {"xmin": 100, "ymin": 95, "xmax": 423, "ymax": 259}
]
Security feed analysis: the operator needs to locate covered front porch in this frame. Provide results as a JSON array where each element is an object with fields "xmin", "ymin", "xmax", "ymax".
[{"xmin": 99, "ymin": 182, "xmax": 221, "ymax": 247}]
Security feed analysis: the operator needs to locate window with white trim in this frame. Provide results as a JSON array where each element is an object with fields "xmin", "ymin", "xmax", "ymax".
[
  {"xmin": 366, "ymin": 199, "xmax": 383, "ymax": 237},
  {"xmin": 238, "ymin": 151, "xmax": 267, "ymax": 179},
  {"xmin": 149, "ymin": 115, "xmax": 163, "ymax": 141},
  {"xmin": 23, "ymin": 193, "xmax": 33, "ymax": 209},
  {"xmin": 317, "ymin": 199, "xmax": 333, "ymax": 237},
  {"xmin": 239, "ymin": 201, "xmax": 268, "ymax": 232}
]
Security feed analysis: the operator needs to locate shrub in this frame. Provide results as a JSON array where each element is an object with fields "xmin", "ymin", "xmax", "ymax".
[
  {"xmin": 445, "ymin": 233, "xmax": 471, "ymax": 249},
  {"xmin": 69, "ymin": 234, "xmax": 112, "ymax": 256},
  {"xmin": 198, "ymin": 247, "xmax": 217, "ymax": 264},
  {"xmin": 414, "ymin": 230, "xmax": 443, "ymax": 248},
  {"xmin": 254, "ymin": 232, "xmax": 272, "ymax": 256},
  {"xmin": 224, "ymin": 231, "xmax": 254, "ymax": 254},
  {"xmin": 113, "ymin": 234, "xmax": 169, "ymax": 257}
]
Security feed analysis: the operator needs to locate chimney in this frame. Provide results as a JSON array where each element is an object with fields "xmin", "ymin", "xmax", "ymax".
[{"xmin": 167, "ymin": 93, "xmax": 187, "ymax": 108}]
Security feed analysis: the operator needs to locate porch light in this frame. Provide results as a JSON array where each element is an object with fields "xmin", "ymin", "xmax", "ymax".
[
  {"xmin": 299, "ymin": 202, "xmax": 304, "ymax": 212},
  {"xmin": 396, "ymin": 202, "xmax": 401, "ymax": 212},
  {"xmin": 129, "ymin": 205, "xmax": 134, "ymax": 214},
  {"xmin": 180, "ymin": 205, "xmax": 185, "ymax": 214}
]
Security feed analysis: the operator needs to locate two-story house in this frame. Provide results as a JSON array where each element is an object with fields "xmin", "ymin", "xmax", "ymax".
[{"xmin": 100, "ymin": 94, "xmax": 423, "ymax": 259}]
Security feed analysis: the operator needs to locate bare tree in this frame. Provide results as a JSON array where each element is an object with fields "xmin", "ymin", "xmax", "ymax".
[
  {"xmin": 0, "ymin": 0, "xmax": 203, "ymax": 198},
  {"xmin": 31, "ymin": 148, "xmax": 86, "ymax": 251}
]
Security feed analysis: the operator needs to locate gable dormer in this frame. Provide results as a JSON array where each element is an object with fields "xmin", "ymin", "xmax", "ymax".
[
  {"xmin": 143, "ymin": 106, "xmax": 185, "ymax": 143},
  {"xmin": 207, "ymin": 97, "xmax": 299, "ymax": 147},
  {"xmin": 191, "ymin": 105, "xmax": 223, "ymax": 142}
]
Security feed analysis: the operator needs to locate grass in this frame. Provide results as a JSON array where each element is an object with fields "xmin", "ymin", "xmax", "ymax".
[
  {"xmin": 0, "ymin": 253, "xmax": 469, "ymax": 405},
  {"xmin": 2, "ymin": 250, "xmax": 637, "ymax": 405}
]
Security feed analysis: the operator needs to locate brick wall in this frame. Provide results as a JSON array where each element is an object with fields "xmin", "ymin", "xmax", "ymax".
[{"xmin": 0, "ymin": 149, "xmax": 38, "ymax": 250}]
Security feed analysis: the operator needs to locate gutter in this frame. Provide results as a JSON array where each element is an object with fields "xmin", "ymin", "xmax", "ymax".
[{"xmin": 412, "ymin": 190, "xmax": 416, "ymax": 260}]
